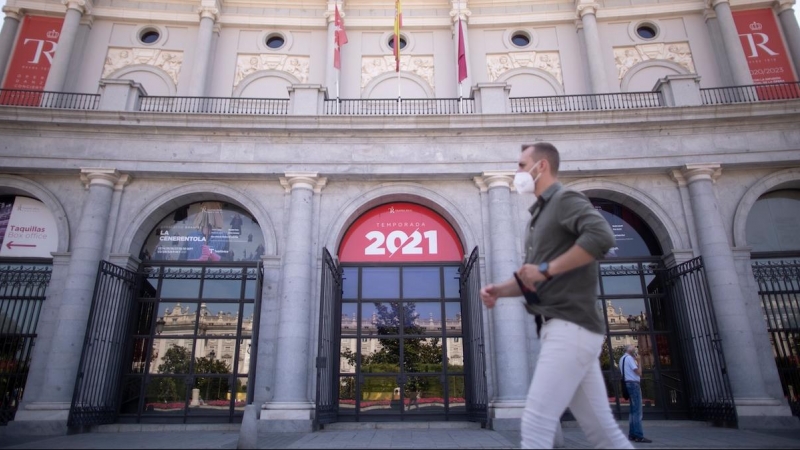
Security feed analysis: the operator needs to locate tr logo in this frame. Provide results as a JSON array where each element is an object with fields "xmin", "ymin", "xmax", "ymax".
[
  {"xmin": 23, "ymin": 39, "xmax": 58, "ymax": 65},
  {"xmin": 739, "ymin": 32, "xmax": 779, "ymax": 58}
]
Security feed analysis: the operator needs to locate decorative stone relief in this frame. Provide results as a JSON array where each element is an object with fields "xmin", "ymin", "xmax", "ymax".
[
  {"xmin": 234, "ymin": 54, "xmax": 310, "ymax": 87},
  {"xmin": 103, "ymin": 47, "xmax": 183, "ymax": 85},
  {"xmin": 613, "ymin": 42, "xmax": 696, "ymax": 80},
  {"xmin": 361, "ymin": 56, "xmax": 435, "ymax": 90},
  {"xmin": 486, "ymin": 52, "xmax": 563, "ymax": 85}
]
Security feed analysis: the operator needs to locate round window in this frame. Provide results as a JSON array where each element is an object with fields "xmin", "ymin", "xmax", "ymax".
[
  {"xmin": 139, "ymin": 29, "xmax": 161, "ymax": 45},
  {"xmin": 266, "ymin": 34, "xmax": 285, "ymax": 49},
  {"xmin": 511, "ymin": 32, "xmax": 531, "ymax": 48},
  {"xmin": 388, "ymin": 36, "xmax": 407, "ymax": 51},
  {"xmin": 636, "ymin": 24, "xmax": 657, "ymax": 40}
]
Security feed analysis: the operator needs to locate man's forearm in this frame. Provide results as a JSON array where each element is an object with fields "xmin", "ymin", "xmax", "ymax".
[
  {"xmin": 548, "ymin": 244, "xmax": 597, "ymax": 277},
  {"xmin": 494, "ymin": 277, "xmax": 523, "ymax": 298}
]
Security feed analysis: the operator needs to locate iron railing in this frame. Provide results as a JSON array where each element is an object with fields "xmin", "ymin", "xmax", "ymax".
[
  {"xmin": 324, "ymin": 98, "xmax": 475, "ymax": 115},
  {"xmin": 314, "ymin": 249, "xmax": 342, "ymax": 427},
  {"xmin": 460, "ymin": 247, "xmax": 488, "ymax": 424},
  {"xmin": 700, "ymin": 81, "xmax": 800, "ymax": 105},
  {"xmin": 511, "ymin": 91, "xmax": 664, "ymax": 113},
  {"xmin": 137, "ymin": 96, "xmax": 289, "ymax": 114},
  {"xmin": 663, "ymin": 257, "xmax": 737, "ymax": 425},
  {"xmin": 0, "ymin": 89, "xmax": 99, "ymax": 110},
  {"xmin": 68, "ymin": 261, "xmax": 138, "ymax": 428},
  {"xmin": 752, "ymin": 257, "xmax": 800, "ymax": 417},
  {"xmin": 0, "ymin": 262, "xmax": 51, "ymax": 426}
]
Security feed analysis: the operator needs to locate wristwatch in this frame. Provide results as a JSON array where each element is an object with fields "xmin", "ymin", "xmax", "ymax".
[{"xmin": 539, "ymin": 262, "xmax": 553, "ymax": 280}]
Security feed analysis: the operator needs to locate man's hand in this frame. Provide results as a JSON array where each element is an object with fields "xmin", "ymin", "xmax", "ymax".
[
  {"xmin": 516, "ymin": 263, "xmax": 545, "ymax": 290},
  {"xmin": 480, "ymin": 284, "xmax": 499, "ymax": 309}
]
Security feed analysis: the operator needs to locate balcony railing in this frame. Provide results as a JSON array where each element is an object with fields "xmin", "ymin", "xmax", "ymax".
[
  {"xmin": 700, "ymin": 81, "xmax": 800, "ymax": 105},
  {"xmin": 0, "ymin": 89, "xmax": 99, "ymax": 110},
  {"xmin": 137, "ymin": 96, "xmax": 290, "ymax": 114},
  {"xmin": 324, "ymin": 98, "xmax": 475, "ymax": 115},
  {"xmin": 510, "ymin": 91, "xmax": 664, "ymax": 113}
]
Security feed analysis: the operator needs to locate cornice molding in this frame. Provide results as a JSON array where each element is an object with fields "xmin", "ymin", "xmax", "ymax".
[
  {"xmin": 62, "ymin": 0, "xmax": 91, "ymax": 15},
  {"xmin": 2, "ymin": 6, "xmax": 23, "ymax": 20},
  {"xmin": 775, "ymin": 0, "xmax": 796, "ymax": 13}
]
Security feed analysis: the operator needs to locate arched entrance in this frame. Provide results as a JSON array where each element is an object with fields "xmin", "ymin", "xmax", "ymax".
[
  {"xmin": 115, "ymin": 201, "xmax": 265, "ymax": 423},
  {"xmin": 0, "ymin": 194, "xmax": 58, "ymax": 424},
  {"xmin": 322, "ymin": 202, "xmax": 486, "ymax": 422},
  {"xmin": 746, "ymin": 189, "xmax": 800, "ymax": 417},
  {"xmin": 591, "ymin": 199, "xmax": 690, "ymax": 420}
]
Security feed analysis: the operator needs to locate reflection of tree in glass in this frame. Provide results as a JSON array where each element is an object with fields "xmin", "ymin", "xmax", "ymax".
[
  {"xmin": 195, "ymin": 356, "xmax": 232, "ymax": 401},
  {"xmin": 148, "ymin": 345, "xmax": 190, "ymax": 404},
  {"xmin": 341, "ymin": 302, "xmax": 442, "ymax": 396},
  {"xmin": 600, "ymin": 341, "xmax": 627, "ymax": 371}
]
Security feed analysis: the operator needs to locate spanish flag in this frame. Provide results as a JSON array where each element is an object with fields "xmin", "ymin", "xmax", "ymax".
[{"xmin": 394, "ymin": 0, "xmax": 402, "ymax": 72}]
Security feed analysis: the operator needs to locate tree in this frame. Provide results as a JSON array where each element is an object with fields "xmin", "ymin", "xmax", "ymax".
[
  {"xmin": 194, "ymin": 356, "xmax": 231, "ymax": 401},
  {"xmin": 147, "ymin": 345, "xmax": 191, "ymax": 405}
]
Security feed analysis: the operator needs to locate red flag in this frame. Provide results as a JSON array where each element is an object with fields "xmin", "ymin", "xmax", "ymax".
[
  {"xmin": 394, "ymin": 0, "xmax": 403, "ymax": 72},
  {"xmin": 457, "ymin": 19, "xmax": 467, "ymax": 83},
  {"xmin": 334, "ymin": 5, "xmax": 348, "ymax": 70}
]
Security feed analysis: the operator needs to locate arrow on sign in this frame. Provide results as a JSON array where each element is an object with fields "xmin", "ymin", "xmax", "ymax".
[{"xmin": 5, "ymin": 241, "xmax": 37, "ymax": 249}]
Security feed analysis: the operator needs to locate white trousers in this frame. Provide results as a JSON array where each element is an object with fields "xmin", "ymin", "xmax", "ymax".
[{"xmin": 520, "ymin": 319, "xmax": 634, "ymax": 449}]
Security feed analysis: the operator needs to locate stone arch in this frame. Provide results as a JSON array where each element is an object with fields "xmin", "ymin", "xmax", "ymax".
[
  {"xmin": 621, "ymin": 60, "xmax": 688, "ymax": 92},
  {"xmin": 323, "ymin": 183, "xmax": 478, "ymax": 259},
  {"xmin": 565, "ymin": 179, "xmax": 683, "ymax": 253},
  {"xmin": 0, "ymin": 175, "xmax": 71, "ymax": 253},
  {"xmin": 233, "ymin": 71, "xmax": 299, "ymax": 99},
  {"xmin": 115, "ymin": 182, "xmax": 278, "ymax": 258},
  {"xmin": 497, "ymin": 67, "xmax": 564, "ymax": 97},
  {"xmin": 733, "ymin": 168, "xmax": 800, "ymax": 248},
  {"xmin": 362, "ymin": 71, "xmax": 434, "ymax": 99},
  {"xmin": 108, "ymin": 64, "xmax": 176, "ymax": 96}
]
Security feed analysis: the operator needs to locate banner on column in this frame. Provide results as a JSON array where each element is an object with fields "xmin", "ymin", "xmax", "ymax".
[
  {"xmin": 0, "ymin": 196, "xmax": 59, "ymax": 259},
  {"xmin": 1, "ymin": 15, "xmax": 63, "ymax": 92},
  {"xmin": 733, "ymin": 8, "xmax": 798, "ymax": 92}
]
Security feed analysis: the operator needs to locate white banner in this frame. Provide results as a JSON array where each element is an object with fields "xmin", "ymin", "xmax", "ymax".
[{"xmin": 0, "ymin": 196, "xmax": 58, "ymax": 258}]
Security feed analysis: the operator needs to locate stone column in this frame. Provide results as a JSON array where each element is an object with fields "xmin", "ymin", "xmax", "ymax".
[
  {"xmin": 44, "ymin": 0, "xmax": 89, "ymax": 92},
  {"xmin": 708, "ymin": 0, "xmax": 753, "ymax": 86},
  {"xmin": 577, "ymin": 1, "xmax": 609, "ymax": 93},
  {"xmin": 0, "ymin": 7, "xmax": 22, "ymax": 83},
  {"xmin": 474, "ymin": 172, "xmax": 530, "ymax": 425},
  {"xmin": 776, "ymin": 0, "xmax": 800, "ymax": 76},
  {"xmin": 681, "ymin": 164, "xmax": 793, "ymax": 427},
  {"xmin": 324, "ymin": 1, "xmax": 338, "ymax": 97},
  {"xmin": 451, "ymin": 1, "xmax": 472, "ymax": 97},
  {"xmin": 187, "ymin": 6, "xmax": 217, "ymax": 97},
  {"xmin": 703, "ymin": 8, "xmax": 735, "ymax": 86},
  {"xmin": 262, "ymin": 173, "xmax": 326, "ymax": 429},
  {"xmin": 14, "ymin": 169, "xmax": 122, "ymax": 430}
]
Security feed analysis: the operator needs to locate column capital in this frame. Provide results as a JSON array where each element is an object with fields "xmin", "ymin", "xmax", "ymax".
[
  {"xmin": 450, "ymin": 2, "xmax": 471, "ymax": 23},
  {"xmin": 279, "ymin": 172, "xmax": 328, "ymax": 193},
  {"xmin": 774, "ymin": 0, "xmax": 796, "ymax": 13},
  {"xmin": 324, "ymin": 3, "xmax": 345, "ymax": 23},
  {"xmin": 2, "ymin": 6, "xmax": 23, "ymax": 20},
  {"xmin": 577, "ymin": 2, "xmax": 600, "ymax": 17},
  {"xmin": 62, "ymin": 0, "xmax": 92, "ymax": 14},
  {"xmin": 706, "ymin": 0, "xmax": 730, "ymax": 9},
  {"xmin": 198, "ymin": 6, "xmax": 219, "ymax": 21},
  {"xmin": 474, "ymin": 171, "xmax": 515, "ymax": 193},
  {"xmin": 79, "ymin": 168, "xmax": 124, "ymax": 189},
  {"xmin": 677, "ymin": 164, "xmax": 722, "ymax": 185}
]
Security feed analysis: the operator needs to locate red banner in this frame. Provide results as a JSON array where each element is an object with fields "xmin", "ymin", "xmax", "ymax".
[
  {"xmin": 2, "ymin": 15, "xmax": 63, "ymax": 91},
  {"xmin": 733, "ymin": 8, "xmax": 797, "ymax": 84},
  {"xmin": 339, "ymin": 202, "xmax": 463, "ymax": 263}
]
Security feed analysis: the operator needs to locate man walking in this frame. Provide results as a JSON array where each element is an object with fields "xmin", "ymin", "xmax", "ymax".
[
  {"xmin": 620, "ymin": 345, "xmax": 652, "ymax": 443},
  {"xmin": 480, "ymin": 142, "xmax": 632, "ymax": 449}
]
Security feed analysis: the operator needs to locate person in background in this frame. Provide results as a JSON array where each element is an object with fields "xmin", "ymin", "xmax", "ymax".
[{"xmin": 620, "ymin": 344, "xmax": 652, "ymax": 443}]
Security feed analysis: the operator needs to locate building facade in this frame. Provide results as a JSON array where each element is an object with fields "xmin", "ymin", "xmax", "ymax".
[{"xmin": 1, "ymin": 0, "xmax": 800, "ymax": 436}]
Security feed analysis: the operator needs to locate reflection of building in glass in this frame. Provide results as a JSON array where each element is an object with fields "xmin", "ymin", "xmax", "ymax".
[
  {"xmin": 606, "ymin": 302, "xmax": 653, "ymax": 369},
  {"xmin": 339, "ymin": 310, "xmax": 463, "ymax": 374},
  {"xmin": 151, "ymin": 302, "xmax": 252, "ymax": 376}
]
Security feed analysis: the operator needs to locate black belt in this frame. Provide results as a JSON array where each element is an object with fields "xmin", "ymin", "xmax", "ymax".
[{"xmin": 535, "ymin": 315, "xmax": 554, "ymax": 337}]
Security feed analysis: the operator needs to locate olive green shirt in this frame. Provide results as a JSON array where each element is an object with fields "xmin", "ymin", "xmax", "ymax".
[{"xmin": 523, "ymin": 182, "xmax": 615, "ymax": 335}]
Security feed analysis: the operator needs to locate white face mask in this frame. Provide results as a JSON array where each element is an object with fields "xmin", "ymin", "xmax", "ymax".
[{"xmin": 513, "ymin": 162, "xmax": 542, "ymax": 194}]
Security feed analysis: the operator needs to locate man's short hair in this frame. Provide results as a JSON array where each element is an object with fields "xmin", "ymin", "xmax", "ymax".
[{"xmin": 521, "ymin": 142, "xmax": 560, "ymax": 174}]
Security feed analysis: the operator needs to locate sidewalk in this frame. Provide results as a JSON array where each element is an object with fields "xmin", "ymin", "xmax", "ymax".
[{"xmin": 2, "ymin": 421, "xmax": 800, "ymax": 449}]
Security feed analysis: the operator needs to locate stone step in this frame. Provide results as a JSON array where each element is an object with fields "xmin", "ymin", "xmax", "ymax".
[
  {"xmin": 94, "ymin": 423, "xmax": 241, "ymax": 433},
  {"xmin": 322, "ymin": 421, "xmax": 484, "ymax": 430}
]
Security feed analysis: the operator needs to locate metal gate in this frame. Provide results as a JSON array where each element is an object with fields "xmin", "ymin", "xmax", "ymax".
[
  {"xmin": 0, "ymin": 261, "xmax": 51, "ymax": 425},
  {"xmin": 68, "ymin": 261, "xmax": 138, "ymax": 428},
  {"xmin": 460, "ymin": 247, "xmax": 488, "ymax": 424},
  {"xmin": 752, "ymin": 257, "xmax": 800, "ymax": 417},
  {"xmin": 315, "ymin": 248, "xmax": 342, "ymax": 426},
  {"xmin": 663, "ymin": 257, "xmax": 736, "ymax": 425}
]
